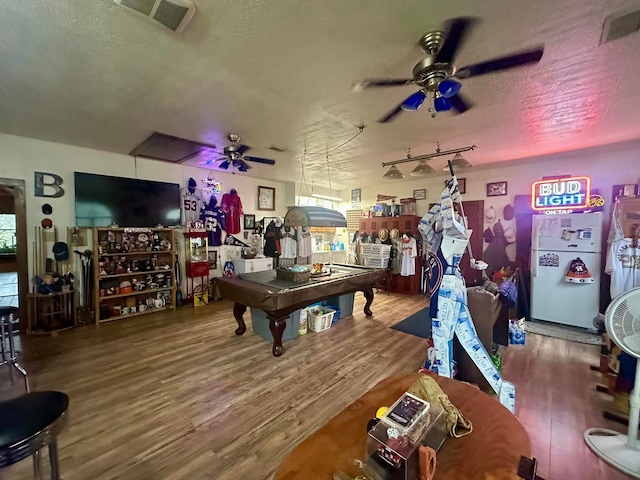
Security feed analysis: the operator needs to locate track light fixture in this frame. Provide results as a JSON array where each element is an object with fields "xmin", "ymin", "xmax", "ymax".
[
  {"xmin": 383, "ymin": 165, "xmax": 405, "ymax": 179},
  {"xmin": 381, "ymin": 143, "xmax": 477, "ymax": 178},
  {"xmin": 443, "ymin": 152, "xmax": 473, "ymax": 171}
]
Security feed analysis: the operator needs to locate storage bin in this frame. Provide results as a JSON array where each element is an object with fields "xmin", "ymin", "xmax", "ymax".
[
  {"xmin": 307, "ymin": 307, "xmax": 336, "ymax": 332},
  {"xmin": 324, "ymin": 293, "xmax": 355, "ymax": 318},
  {"xmin": 250, "ymin": 308, "xmax": 300, "ymax": 342},
  {"xmin": 363, "ymin": 256, "xmax": 390, "ymax": 268},
  {"xmin": 361, "ymin": 244, "xmax": 392, "ymax": 257}
]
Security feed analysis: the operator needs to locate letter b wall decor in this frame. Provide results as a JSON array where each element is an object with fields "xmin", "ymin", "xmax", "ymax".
[{"xmin": 34, "ymin": 172, "xmax": 65, "ymax": 198}]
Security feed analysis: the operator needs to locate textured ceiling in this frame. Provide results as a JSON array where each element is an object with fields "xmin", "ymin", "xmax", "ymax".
[{"xmin": 1, "ymin": 0, "xmax": 639, "ymax": 190}]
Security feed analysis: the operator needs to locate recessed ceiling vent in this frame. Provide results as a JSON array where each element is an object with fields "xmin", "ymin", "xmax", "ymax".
[
  {"xmin": 114, "ymin": 0, "xmax": 196, "ymax": 33},
  {"xmin": 268, "ymin": 145, "xmax": 288, "ymax": 152},
  {"xmin": 130, "ymin": 132, "xmax": 214, "ymax": 163},
  {"xmin": 601, "ymin": 7, "xmax": 640, "ymax": 43}
]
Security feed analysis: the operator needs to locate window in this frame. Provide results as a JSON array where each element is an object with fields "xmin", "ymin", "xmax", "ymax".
[{"xmin": 0, "ymin": 214, "xmax": 17, "ymax": 254}]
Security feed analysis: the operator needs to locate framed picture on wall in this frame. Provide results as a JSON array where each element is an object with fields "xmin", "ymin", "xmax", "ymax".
[
  {"xmin": 351, "ymin": 188, "xmax": 361, "ymax": 203},
  {"xmin": 208, "ymin": 251, "xmax": 217, "ymax": 270},
  {"xmin": 487, "ymin": 181, "xmax": 508, "ymax": 197},
  {"xmin": 244, "ymin": 214, "xmax": 256, "ymax": 230},
  {"xmin": 257, "ymin": 186, "xmax": 275, "ymax": 210},
  {"xmin": 413, "ymin": 188, "xmax": 427, "ymax": 200}
]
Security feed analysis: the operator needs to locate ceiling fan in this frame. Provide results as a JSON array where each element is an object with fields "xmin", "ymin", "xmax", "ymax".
[
  {"xmin": 352, "ymin": 17, "xmax": 544, "ymax": 123},
  {"xmin": 198, "ymin": 134, "xmax": 276, "ymax": 172}
]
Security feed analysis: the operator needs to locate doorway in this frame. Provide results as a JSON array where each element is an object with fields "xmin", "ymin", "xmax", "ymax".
[
  {"xmin": 0, "ymin": 179, "xmax": 28, "ymax": 320},
  {"xmin": 428, "ymin": 199, "xmax": 485, "ymax": 284},
  {"xmin": 459, "ymin": 200, "xmax": 485, "ymax": 284}
]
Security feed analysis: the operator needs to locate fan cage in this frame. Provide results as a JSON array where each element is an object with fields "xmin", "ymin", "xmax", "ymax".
[{"xmin": 607, "ymin": 288, "xmax": 640, "ymax": 357}]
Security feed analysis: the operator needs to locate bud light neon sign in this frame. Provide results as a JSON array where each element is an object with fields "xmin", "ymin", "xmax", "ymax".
[{"xmin": 531, "ymin": 176, "xmax": 591, "ymax": 211}]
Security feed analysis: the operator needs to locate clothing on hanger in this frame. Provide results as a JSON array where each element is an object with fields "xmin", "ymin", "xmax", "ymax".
[
  {"xmin": 297, "ymin": 226, "xmax": 312, "ymax": 258},
  {"xmin": 220, "ymin": 189, "xmax": 244, "ymax": 234},
  {"xmin": 280, "ymin": 225, "xmax": 297, "ymax": 259},
  {"xmin": 264, "ymin": 220, "xmax": 282, "ymax": 258}
]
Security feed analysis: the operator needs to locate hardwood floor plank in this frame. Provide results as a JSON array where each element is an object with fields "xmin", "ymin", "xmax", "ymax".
[{"xmin": 0, "ymin": 293, "xmax": 631, "ymax": 479}]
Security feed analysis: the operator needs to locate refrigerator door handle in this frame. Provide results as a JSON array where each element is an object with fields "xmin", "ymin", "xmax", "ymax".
[
  {"xmin": 532, "ymin": 251, "xmax": 538, "ymax": 277},
  {"xmin": 568, "ymin": 244, "xmax": 578, "ymax": 248}
]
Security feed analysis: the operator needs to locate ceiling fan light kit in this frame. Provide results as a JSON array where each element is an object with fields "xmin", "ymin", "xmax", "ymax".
[
  {"xmin": 198, "ymin": 134, "xmax": 277, "ymax": 173},
  {"xmin": 400, "ymin": 90, "xmax": 427, "ymax": 111},
  {"xmin": 351, "ymin": 16, "xmax": 544, "ymax": 122}
]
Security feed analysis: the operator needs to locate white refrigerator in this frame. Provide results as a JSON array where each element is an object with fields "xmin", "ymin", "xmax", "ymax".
[{"xmin": 530, "ymin": 212, "xmax": 603, "ymax": 329}]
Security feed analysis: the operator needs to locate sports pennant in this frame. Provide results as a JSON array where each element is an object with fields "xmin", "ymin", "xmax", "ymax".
[{"xmin": 224, "ymin": 235, "xmax": 249, "ymax": 247}]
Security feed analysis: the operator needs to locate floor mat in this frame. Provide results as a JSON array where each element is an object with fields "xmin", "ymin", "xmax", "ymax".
[
  {"xmin": 525, "ymin": 320, "xmax": 601, "ymax": 345},
  {"xmin": 390, "ymin": 307, "xmax": 432, "ymax": 339}
]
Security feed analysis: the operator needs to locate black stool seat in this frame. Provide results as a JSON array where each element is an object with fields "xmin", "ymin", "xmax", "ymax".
[{"xmin": 0, "ymin": 391, "xmax": 69, "ymax": 468}]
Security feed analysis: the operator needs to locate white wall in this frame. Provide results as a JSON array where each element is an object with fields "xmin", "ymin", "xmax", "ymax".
[
  {"xmin": 357, "ymin": 139, "xmax": 640, "ymax": 271},
  {"xmin": 361, "ymin": 139, "xmax": 640, "ymax": 213},
  {"xmin": 0, "ymin": 132, "xmax": 293, "ymax": 279}
]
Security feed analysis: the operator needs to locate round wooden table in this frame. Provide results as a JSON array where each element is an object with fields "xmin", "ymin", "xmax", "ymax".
[{"xmin": 274, "ymin": 373, "xmax": 531, "ymax": 480}]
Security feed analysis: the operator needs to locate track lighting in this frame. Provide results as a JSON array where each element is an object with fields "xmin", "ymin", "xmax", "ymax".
[
  {"xmin": 410, "ymin": 159, "xmax": 435, "ymax": 176},
  {"xmin": 383, "ymin": 165, "xmax": 405, "ymax": 179},
  {"xmin": 443, "ymin": 152, "xmax": 473, "ymax": 171}
]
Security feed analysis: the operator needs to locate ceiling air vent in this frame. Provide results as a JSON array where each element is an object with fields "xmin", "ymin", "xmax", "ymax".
[
  {"xmin": 268, "ymin": 145, "xmax": 288, "ymax": 152},
  {"xmin": 601, "ymin": 7, "xmax": 640, "ymax": 43},
  {"xmin": 114, "ymin": 0, "xmax": 196, "ymax": 33}
]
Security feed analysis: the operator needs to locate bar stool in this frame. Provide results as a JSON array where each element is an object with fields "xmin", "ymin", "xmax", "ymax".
[
  {"xmin": 0, "ymin": 311, "xmax": 29, "ymax": 393},
  {"xmin": 0, "ymin": 391, "xmax": 69, "ymax": 480}
]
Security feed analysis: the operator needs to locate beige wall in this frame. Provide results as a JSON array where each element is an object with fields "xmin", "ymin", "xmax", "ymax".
[{"xmin": 0, "ymin": 132, "xmax": 293, "ymax": 279}]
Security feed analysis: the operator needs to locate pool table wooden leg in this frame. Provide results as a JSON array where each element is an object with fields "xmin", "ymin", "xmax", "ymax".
[
  {"xmin": 363, "ymin": 288, "xmax": 374, "ymax": 317},
  {"xmin": 233, "ymin": 303, "xmax": 247, "ymax": 335},
  {"xmin": 267, "ymin": 314, "xmax": 287, "ymax": 357}
]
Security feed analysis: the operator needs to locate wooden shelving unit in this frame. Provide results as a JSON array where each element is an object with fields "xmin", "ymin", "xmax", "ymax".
[{"xmin": 93, "ymin": 227, "xmax": 176, "ymax": 324}]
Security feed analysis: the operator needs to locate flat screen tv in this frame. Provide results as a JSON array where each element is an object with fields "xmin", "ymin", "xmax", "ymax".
[{"xmin": 75, "ymin": 172, "xmax": 181, "ymax": 227}]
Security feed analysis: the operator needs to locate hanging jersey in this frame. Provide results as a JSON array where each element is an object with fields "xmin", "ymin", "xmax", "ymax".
[
  {"xmin": 180, "ymin": 188, "xmax": 205, "ymax": 226},
  {"xmin": 605, "ymin": 239, "xmax": 640, "ymax": 299},
  {"xmin": 200, "ymin": 206, "xmax": 226, "ymax": 246},
  {"xmin": 400, "ymin": 237, "xmax": 417, "ymax": 276},
  {"xmin": 297, "ymin": 226, "xmax": 312, "ymax": 258},
  {"xmin": 264, "ymin": 221, "xmax": 282, "ymax": 257},
  {"xmin": 220, "ymin": 191, "xmax": 244, "ymax": 234},
  {"xmin": 281, "ymin": 227, "xmax": 298, "ymax": 259}
]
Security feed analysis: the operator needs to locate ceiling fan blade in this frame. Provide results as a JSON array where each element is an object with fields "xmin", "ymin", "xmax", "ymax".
[
  {"xmin": 378, "ymin": 104, "xmax": 405, "ymax": 123},
  {"xmin": 455, "ymin": 47, "xmax": 544, "ymax": 79},
  {"xmin": 235, "ymin": 159, "xmax": 249, "ymax": 172},
  {"xmin": 352, "ymin": 78, "xmax": 415, "ymax": 92},
  {"xmin": 219, "ymin": 160, "xmax": 231, "ymax": 170},
  {"xmin": 448, "ymin": 92, "xmax": 472, "ymax": 114},
  {"xmin": 244, "ymin": 156, "xmax": 276, "ymax": 165},
  {"xmin": 435, "ymin": 17, "xmax": 476, "ymax": 64},
  {"xmin": 236, "ymin": 144, "xmax": 250, "ymax": 155}
]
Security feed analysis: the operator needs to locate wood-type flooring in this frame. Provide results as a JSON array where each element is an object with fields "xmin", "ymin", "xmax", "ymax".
[{"xmin": 0, "ymin": 292, "xmax": 631, "ymax": 479}]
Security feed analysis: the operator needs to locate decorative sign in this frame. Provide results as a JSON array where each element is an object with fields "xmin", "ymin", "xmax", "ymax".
[
  {"xmin": 531, "ymin": 176, "xmax": 591, "ymax": 212},
  {"xmin": 539, "ymin": 253, "xmax": 560, "ymax": 267},
  {"xmin": 34, "ymin": 171, "xmax": 65, "ymax": 198}
]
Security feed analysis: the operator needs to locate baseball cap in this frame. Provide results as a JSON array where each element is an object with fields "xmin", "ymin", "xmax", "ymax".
[
  {"xmin": 41, "ymin": 218, "xmax": 53, "ymax": 229},
  {"xmin": 42, "ymin": 203, "xmax": 52, "ymax": 215},
  {"xmin": 52, "ymin": 242, "xmax": 69, "ymax": 261}
]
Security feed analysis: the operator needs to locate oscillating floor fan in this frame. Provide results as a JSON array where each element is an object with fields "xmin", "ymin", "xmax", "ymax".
[{"xmin": 584, "ymin": 287, "xmax": 640, "ymax": 478}]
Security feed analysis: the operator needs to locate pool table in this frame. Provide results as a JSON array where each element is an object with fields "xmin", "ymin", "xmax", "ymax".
[{"xmin": 214, "ymin": 263, "xmax": 386, "ymax": 357}]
